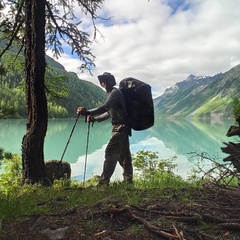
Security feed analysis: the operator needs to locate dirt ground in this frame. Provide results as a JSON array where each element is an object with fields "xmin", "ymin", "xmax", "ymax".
[{"xmin": 1, "ymin": 186, "xmax": 240, "ymax": 240}]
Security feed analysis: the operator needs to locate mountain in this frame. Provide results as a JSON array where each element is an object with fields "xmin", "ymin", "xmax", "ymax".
[
  {"xmin": 45, "ymin": 56, "xmax": 107, "ymax": 117},
  {"xmin": 2, "ymin": 38, "xmax": 240, "ymax": 120},
  {"xmin": 0, "ymin": 48, "xmax": 106, "ymax": 118},
  {"xmin": 154, "ymin": 64, "xmax": 240, "ymax": 119}
]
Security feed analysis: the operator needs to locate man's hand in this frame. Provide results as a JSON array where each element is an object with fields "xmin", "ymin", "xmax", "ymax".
[
  {"xmin": 87, "ymin": 115, "xmax": 95, "ymax": 123},
  {"xmin": 76, "ymin": 107, "xmax": 86, "ymax": 116}
]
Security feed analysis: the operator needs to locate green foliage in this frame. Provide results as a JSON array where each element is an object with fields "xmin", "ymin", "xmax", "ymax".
[
  {"xmin": 0, "ymin": 147, "xmax": 12, "ymax": 166},
  {"xmin": 45, "ymin": 67, "xmax": 69, "ymax": 102},
  {"xmin": 232, "ymin": 97, "xmax": 240, "ymax": 121},
  {"xmin": 132, "ymin": 150, "xmax": 159, "ymax": 173},
  {"xmin": 0, "ymin": 91, "xmax": 18, "ymax": 118},
  {"xmin": 0, "ymin": 150, "xmax": 239, "ymax": 223},
  {"xmin": 0, "ymin": 51, "xmax": 106, "ymax": 118},
  {"xmin": 48, "ymin": 102, "xmax": 68, "ymax": 118},
  {"xmin": 0, "ymin": 0, "xmax": 104, "ymax": 72},
  {"xmin": 0, "ymin": 64, "xmax": 7, "ymax": 75},
  {"xmin": 0, "ymin": 154, "xmax": 22, "ymax": 193},
  {"xmin": 132, "ymin": 150, "xmax": 186, "ymax": 188},
  {"xmin": 132, "ymin": 150, "xmax": 177, "ymax": 177}
]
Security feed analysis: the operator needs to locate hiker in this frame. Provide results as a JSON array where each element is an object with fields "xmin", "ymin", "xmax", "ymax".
[{"xmin": 76, "ymin": 72, "xmax": 133, "ymax": 185}]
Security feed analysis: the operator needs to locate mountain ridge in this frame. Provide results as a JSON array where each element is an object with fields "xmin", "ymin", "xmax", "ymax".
[
  {"xmin": 1, "ymin": 38, "xmax": 239, "ymax": 120},
  {"xmin": 154, "ymin": 64, "xmax": 240, "ymax": 119}
]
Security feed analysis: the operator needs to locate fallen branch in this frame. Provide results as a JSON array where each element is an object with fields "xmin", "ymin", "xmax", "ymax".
[
  {"xmin": 189, "ymin": 152, "xmax": 240, "ymax": 184},
  {"xmin": 166, "ymin": 215, "xmax": 201, "ymax": 224},
  {"xmin": 218, "ymin": 223, "xmax": 240, "ymax": 232},
  {"xmin": 202, "ymin": 214, "xmax": 226, "ymax": 224},
  {"xmin": 222, "ymin": 187, "xmax": 240, "ymax": 198},
  {"xmin": 108, "ymin": 205, "xmax": 185, "ymax": 239}
]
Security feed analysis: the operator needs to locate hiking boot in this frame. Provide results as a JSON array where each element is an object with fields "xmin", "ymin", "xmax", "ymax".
[
  {"xmin": 123, "ymin": 176, "xmax": 133, "ymax": 184},
  {"xmin": 97, "ymin": 178, "xmax": 110, "ymax": 187}
]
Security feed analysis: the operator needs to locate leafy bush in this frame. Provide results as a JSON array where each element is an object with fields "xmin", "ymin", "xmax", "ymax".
[
  {"xmin": 0, "ymin": 147, "xmax": 13, "ymax": 166},
  {"xmin": 0, "ymin": 153, "xmax": 22, "ymax": 193},
  {"xmin": 132, "ymin": 150, "xmax": 186, "ymax": 188},
  {"xmin": 232, "ymin": 97, "xmax": 240, "ymax": 121}
]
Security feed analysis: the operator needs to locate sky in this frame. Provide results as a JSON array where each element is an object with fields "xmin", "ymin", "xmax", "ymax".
[{"xmin": 46, "ymin": 0, "xmax": 240, "ymax": 98}]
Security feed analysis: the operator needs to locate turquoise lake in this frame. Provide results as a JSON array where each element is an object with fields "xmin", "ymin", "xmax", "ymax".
[{"xmin": 0, "ymin": 118, "xmax": 236, "ymax": 181}]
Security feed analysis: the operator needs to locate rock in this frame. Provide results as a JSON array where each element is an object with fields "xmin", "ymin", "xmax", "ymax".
[
  {"xmin": 45, "ymin": 160, "xmax": 71, "ymax": 184},
  {"xmin": 41, "ymin": 226, "xmax": 68, "ymax": 240}
]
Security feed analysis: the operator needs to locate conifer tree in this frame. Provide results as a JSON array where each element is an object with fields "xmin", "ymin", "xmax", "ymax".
[
  {"xmin": 233, "ymin": 98, "xmax": 240, "ymax": 123},
  {"xmin": 0, "ymin": 0, "xmax": 104, "ymax": 184}
]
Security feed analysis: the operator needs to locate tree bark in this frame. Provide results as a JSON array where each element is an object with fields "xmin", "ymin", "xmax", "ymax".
[{"xmin": 22, "ymin": 0, "xmax": 48, "ymax": 184}]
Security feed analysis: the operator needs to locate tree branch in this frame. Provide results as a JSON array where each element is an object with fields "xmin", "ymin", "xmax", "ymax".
[{"xmin": 0, "ymin": 0, "xmax": 24, "ymax": 58}]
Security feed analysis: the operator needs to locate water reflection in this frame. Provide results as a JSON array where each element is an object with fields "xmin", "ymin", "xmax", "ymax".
[
  {"xmin": 71, "ymin": 118, "xmax": 234, "ymax": 180},
  {"xmin": 0, "ymin": 118, "xmax": 235, "ymax": 180},
  {"xmin": 45, "ymin": 118, "xmax": 111, "ymax": 162},
  {"xmin": 0, "ymin": 119, "xmax": 26, "ymax": 154},
  {"xmin": 148, "ymin": 118, "xmax": 233, "ymax": 159}
]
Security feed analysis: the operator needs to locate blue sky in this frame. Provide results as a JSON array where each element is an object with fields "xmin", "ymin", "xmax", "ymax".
[
  {"xmin": 165, "ymin": 0, "xmax": 190, "ymax": 14},
  {"xmin": 47, "ymin": 0, "xmax": 240, "ymax": 98}
]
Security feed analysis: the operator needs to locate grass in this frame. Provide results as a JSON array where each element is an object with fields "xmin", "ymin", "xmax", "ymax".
[
  {"xmin": 0, "ymin": 175, "xmax": 191, "ymax": 220},
  {"xmin": 0, "ymin": 175, "xmax": 200, "ymax": 221},
  {"xmin": 0, "ymin": 149, "xmax": 238, "ymax": 222}
]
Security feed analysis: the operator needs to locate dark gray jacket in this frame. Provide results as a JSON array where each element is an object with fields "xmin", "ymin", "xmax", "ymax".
[{"xmin": 88, "ymin": 88, "xmax": 128, "ymax": 123}]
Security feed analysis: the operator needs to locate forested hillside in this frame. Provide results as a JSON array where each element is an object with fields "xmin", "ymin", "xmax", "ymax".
[
  {"xmin": 154, "ymin": 64, "xmax": 240, "ymax": 119},
  {"xmin": 0, "ymin": 49, "xmax": 106, "ymax": 118},
  {"xmin": 2, "ymin": 38, "xmax": 240, "ymax": 120}
]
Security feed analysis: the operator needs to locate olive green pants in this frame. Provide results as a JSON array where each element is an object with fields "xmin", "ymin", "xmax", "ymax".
[{"xmin": 101, "ymin": 124, "xmax": 133, "ymax": 183}]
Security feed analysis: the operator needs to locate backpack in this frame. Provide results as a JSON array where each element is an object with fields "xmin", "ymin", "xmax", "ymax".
[{"xmin": 119, "ymin": 77, "xmax": 154, "ymax": 131}]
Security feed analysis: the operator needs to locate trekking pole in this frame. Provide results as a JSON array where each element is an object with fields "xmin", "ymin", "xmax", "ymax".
[
  {"xmin": 83, "ymin": 120, "xmax": 91, "ymax": 184},
  {"xmin": 59, "ymin": 113, "xmax": 80, "ymax": 164}
]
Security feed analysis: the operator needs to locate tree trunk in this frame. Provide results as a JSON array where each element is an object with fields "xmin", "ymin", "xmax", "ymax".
[{"xmin": 22, "ymin": 0, "xmax": 48, "ymax": 184}]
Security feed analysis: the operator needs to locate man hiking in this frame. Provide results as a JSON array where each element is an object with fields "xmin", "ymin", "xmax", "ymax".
[{"xmin": 77, "ymin": 72, "xmax": 133, "ymax": 185}]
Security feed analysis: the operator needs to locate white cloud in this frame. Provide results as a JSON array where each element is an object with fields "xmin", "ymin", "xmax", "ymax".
[{"xmin": 48, "ymin": 0, "xmax": 240, "ymax": 97}]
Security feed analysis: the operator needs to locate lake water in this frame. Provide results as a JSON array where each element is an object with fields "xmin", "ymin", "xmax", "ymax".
[{"xmin": 0, "ymin": 118, "xmax": 236, "ymax": 181}]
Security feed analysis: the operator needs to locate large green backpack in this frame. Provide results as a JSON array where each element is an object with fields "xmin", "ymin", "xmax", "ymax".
[{"xmin": 119, "ymin": 77, "xmax": 154, "ymax": 131}]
